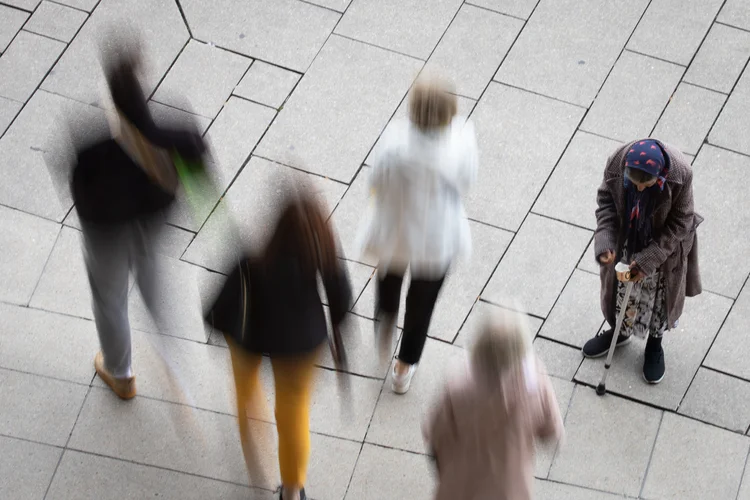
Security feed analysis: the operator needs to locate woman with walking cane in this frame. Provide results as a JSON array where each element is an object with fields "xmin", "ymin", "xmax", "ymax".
[{"xmin": 582, "ymin": 139, "xmax": 703, "ymax": 385}]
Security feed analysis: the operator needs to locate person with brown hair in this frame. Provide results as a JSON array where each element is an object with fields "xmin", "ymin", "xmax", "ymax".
[
  {"xmin": 358, "ymin": 76, "xmax": 478, "ymax": 394},
  {"xmin": 206, "ymin": 188, "xmax": 352, "ymax": 500}
]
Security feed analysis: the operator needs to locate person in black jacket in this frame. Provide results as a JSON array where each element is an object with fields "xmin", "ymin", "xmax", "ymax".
[{"xmin": 206, "ymin": 189, "xmax": 352, "ymax": 500}]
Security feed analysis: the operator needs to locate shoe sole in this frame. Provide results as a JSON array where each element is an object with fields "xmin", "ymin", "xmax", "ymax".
[
  {"xmin": 95, "ymin": 354, "xmax": 136, "ymax": 400},
  {"xmin": 643, "ymin": 371, "xmax": 665, "ymax": 384},
  {"xmin": 581, "ymin": 336, "xmax": 632, "ymax": 359}
]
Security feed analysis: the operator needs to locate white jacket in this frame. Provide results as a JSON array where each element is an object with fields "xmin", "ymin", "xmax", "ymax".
[{"xmin": 357, "ymin": 117, "xmax": 478, "ymax": 278}]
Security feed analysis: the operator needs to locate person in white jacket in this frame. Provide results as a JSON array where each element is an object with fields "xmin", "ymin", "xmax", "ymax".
[{"xmin": 358, "ymin": 77, "xmax": 478, "ymax": 394}]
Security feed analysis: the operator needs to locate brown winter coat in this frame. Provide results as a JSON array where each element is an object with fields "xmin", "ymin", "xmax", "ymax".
[{"xmin": 594, "ymin": 139, "xmax": 703, "ymax": 328}]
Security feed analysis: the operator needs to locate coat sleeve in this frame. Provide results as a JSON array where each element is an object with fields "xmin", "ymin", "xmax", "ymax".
[
  {"xmin": 456, "ymin": 121, "xmax": 478, "ymax": 195},
  {"xmin": 534, "ymin": 371, "xmax": 564, "ymax": 444},
  {"xmin": 594, "ymin": 171, "xmax": 619, "ymax": 261},
  {"xmin": 423, "ymin": 387, "xmax": 457, "ymax": 462},
  {"xmin": 322, "ymin": 261, "xmax": 353, "ymax": 328}
]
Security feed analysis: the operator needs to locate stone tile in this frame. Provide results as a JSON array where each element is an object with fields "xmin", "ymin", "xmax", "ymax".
[
  {"xmin": 152, "ymin": 224, "xmax": 195, "ymax": 260},
  {"xmin": 0, "ymin": 302, "xmax": 98, "ymax": 385},
  {"xmin": 719, "ymin": 0, "xmax": 750, "ymax": 31},
  {"xmin": 575, "ymin": 291, "xmax": 733, "ymax": 410},
  {"xmin": 483, "ymin": 214, "xmax": 591, "ymax": 318},
  {"xmin": 455, "ymin": 300, "xmax": 543, "ymax": 348},
  {"xmin": 256, "ymin": 35, "xmax": 422, "ymax": 183},
  {"xmin": 233, "ymin": 61, "xmax": 301, "ymax": 109},
  {"xmin": 533, "ymin": 131, "xmax": 623, "ymax": 230},
  {"xmin": 154, "ymin": 40, "xmax": 251, "ymax": 119},
  {"xmin": 534, "ymin": 478, "xmax": 627, "ymax": 500},
  {"xmin": 329, "ymin": 166, "xmax": 374, "ymax": 265},
  {"xmin": 642, "ymin": 412, "xmax": 749, "ymax": 500},
  {"xmin": 533, "ymin": 338, "xmax": 583, "ymax": 381},
  {"xmin": 182, "ymin": 156, "xmax": 347, "ymax": 272},
  {"xmin": 495, "ymin": 0, "xmax": 649, "ymax": 107},
  {"xmin": 0, "ymin": 5, "xmax": 28, "ymax": 53},
  {"xmin": 704, "ymin": 281, "xmax": 750, "ymax": 379},
  {"xmin": 466, "ymin": 84, "xmax": 585, "ymax": 230},
  {"xmin": 466, "ymin": 0, "xmax": 538, "ymax": 19},
  {"xmin": 423, "ymin": 4, "xmax": 523, "ymax": 99},
  {"xmin": 0, "ymin": 30, "xmax": 65, "ymax": 102},
  {"xmin": 680, "ymin": 368, "xmax": 750, "ymax": 433},
  {"xmin": 0, "ymin": 96, "xmax": 22, "ymax": 135},
  {"xmin": 684, "ymin": 23, "xmax": 750, "ymax": 93},
  {"xmin": 548, "ymin": 387, "xmax": 662, "ymax": 496},
  {"xmin": 628, "ymin": 0, "xmax": 723, "ymax": 66},
  {"xmin": 207, "ymin": 329, "xmax": 228, "ymax": 348},
  {"xmin": 535, "ymin": 378, "xmax": 575, "ymax": 479},
  {"xmin": 577, "ymin": 239, "xmax": 600, "ymax": 275},
  {"xmin": 0, "ymin": 205, "xmax": 59, "ymax": 305},
  {"xmin": 0, "ymin": 0, "xmax": 40, "ymax": 11},
  {"xmin": 0, "ymin": 368, "xmax": 88, "ymax": 446},
  {"xmin": 709, "ymin": 68, "xmax": 750, "ymax": 157},
  {"xmin": 46, "ymin": 450, "xmax": 272, "ymax": 500},
  {"xmin": 345, "ymin": 444, "xmax": 436, "ymax": 500},
  {"xmin": 581, "ymin": 51, "xmax": 683, "ymax": 142},
  {"xmin": 537, "ymin": 270, "xmax": 605, "ymax": 348},
  {"xmin": 24, "ymin": 1, "xmax": 88, "ymax": 43},
  {"xmin": 148, "ymin": 100, "xmax": 212, "ymax": 135},
  {"xmin": 52, "ymin": 0, "xmax": 97, "ymax": 10},
  {"xmin": 335, "ymin": 0, "xmax": 462, "ymax": 60},
  {"xmin": 41, "ymin": 0, "xmax": 189, "ymax": 106},
  {"xmin": 0, "ymin": 436, "xmax": 62, "ymax": 500},
  {"xmin": 299, "ymin": 433, "xmax": 362, "ymax": 500},
  {"xmin": 652, "ymin": 83, "xmax": 725, "ymax": 155},
  {"xmin": 305, "ymin": 0, "xmax": 350, "ymax": 12},
  {"xmin": 366, "ymin": 339, "xmax": 465, "ymax": 453},
  {"xmin": 690, "ymin": 146, "xmax": 750, "ymax": 297},
  {"xmin": 181, "ymin": 0, "xmax": 339, "ymax": 72}
]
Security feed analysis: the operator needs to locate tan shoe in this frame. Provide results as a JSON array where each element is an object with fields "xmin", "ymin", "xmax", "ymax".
[{"xmin": 94, "ymin": 352, "xmax": 136, "ymax": 400}]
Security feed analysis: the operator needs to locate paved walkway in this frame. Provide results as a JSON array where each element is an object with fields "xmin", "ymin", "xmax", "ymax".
[{"xmin": 2, "ymin": 0, "xmax": 750, "ymax": 499}]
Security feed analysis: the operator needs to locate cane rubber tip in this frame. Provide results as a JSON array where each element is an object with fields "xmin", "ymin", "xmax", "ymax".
[{"xmin": 596, "ymin": 383, "xmax": 606, "ymax": 396}]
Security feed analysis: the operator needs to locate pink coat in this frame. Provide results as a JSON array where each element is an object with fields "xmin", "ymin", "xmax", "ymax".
[{"xmin": 423, "ymin": 356, "xmax": 563, "ymax": 500}]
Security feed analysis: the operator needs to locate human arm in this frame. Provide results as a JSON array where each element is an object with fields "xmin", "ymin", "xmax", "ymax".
[{"xmin": 534, "ymin": 371, "xmax": 564, "ymax": 444}]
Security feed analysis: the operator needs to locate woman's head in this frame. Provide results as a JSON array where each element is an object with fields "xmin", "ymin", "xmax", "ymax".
[
  {"xmin": 408, "ymin": 76, "xmax": 457, "ymax": 131},
  {"xmin": 471, "ymin": 308, "xmax": 532, "ymax": 381},
  {"xmin": 625, "ymin": 140, "xmax": 666, "ymax": 191}
]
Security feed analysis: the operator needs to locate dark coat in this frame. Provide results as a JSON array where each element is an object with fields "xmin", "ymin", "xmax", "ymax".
[{"xmin": 594, "ymin": 139, "xmax": 703, "ymax": 328}]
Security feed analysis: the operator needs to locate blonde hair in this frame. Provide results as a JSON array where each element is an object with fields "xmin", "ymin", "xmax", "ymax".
[
  {"xmin": 408, "ymin": 77, "xmax": 457, "ymax": 130},
  {"xmin": 471, "ymin": 308, "xmax": 532, "ymax": 380}
]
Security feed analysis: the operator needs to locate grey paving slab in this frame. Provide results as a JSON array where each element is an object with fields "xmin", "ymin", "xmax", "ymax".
[
  {"xmin": 0, "ymin": 0, "xmax": 40, "ymax": 10},
  {"xmin": 467, "ymin": 84, "xmax": 584, "ymax": 230},
  {"xmin": 41, "ymin": 0, "xmax": 189, "ymax": 106},
  {"xmin": 652, "ymin": 83, "xmax": 725, "ymax": 156},
  {"xmin": 533, "ymin": 131, "xmax": 623, "ymax": 230},
  {"xmin": 642, "ymin": 412, "xmax": 749, "ymax": 500},
  {"xmin": 335, "ymin": 0, "xmax": 462, "ymax": 60},
  {"xmin": 0, "ymin": 95, "xmax": 21, "ymax": 136},
  {"xmin": 154, "ymin": 40, "xmax": 251, "ymax": 119},
  {"xmin": 53, "ymin": 0, "xmax": 98, "ymax": 11},
  {"xmin": 709, "ymin": 67, "xmax": 750, "ymax": 157},
  {"xmin": 704, "ymin": 280, "xmax": 750, "ymax": 379},
  {"xmin": 684, "ymin": 23, "xmax": 750, "ymax": 93},
  {"xmin": 329, "ymin": 167, "xmax": 374, "ymax": 265},
  {"xmin": 466, "ymin": 0, "xmax": 538, "ymax": 19},
  {"xmin": 422, "ymin": 4, "xmax": 523, "ymax": 99},
  {"xmin": 0, "ymin": 302, "xmax": 98, "ymax": 385},
  {"xmin": 365, "ymin": 338, "xmax": 465, "ymax": 453},
  {"xmin": 680, "ymin": 368, "xmax": 750, "ymax": 433},
  {"xmin": 628, "ymin": 0, "xmax": 723, "ymax": 66},
  {"xmin": 719, "ymin": 0, "xmax": 750, "ymax": 30},
  {"xmin": 576, "ymin": 291, "xmax": 733, "ymax": 410},
  {"xmin": 147, "ymin": 100, "xmax": 212, "ymax": 135},
  {"xmin": 0, "ymin": 436, "xmax": 62, "ymax": 500},
  {"xmin": 535, "ymin": 378, "xmax": 575, "ymax": 478},
  {"xmin": 577, "ymin": 239, "xmax": 600, "ymax": 275},
  {"xmin": 46, "ymin": 450, "xmax": 272, "ymax": 500},
  {"xmin": 345, "ymin": 444, "xmax": 436, "ymax": 500},
  {"xmin": 180, "ymin": 0, "xmax": 338, "ymax": 72},
  {"xmin": 0, "ymin": 30, "xmax": 65, "ymax": 102},
  {"xmin": 483, "ymin": 214, "xmax": 592, "ymax": 318},
  {"xmin": 0, "ymin": 5, "xmax": 27, "ymax": 53},
  {"xmin": 233, "ymin": 61, "xmax": 300, "ymax": 109},
  {"xmin": 182, "ymin": 156, "xmax": 346, "ymax": 272},
  {"xmin": 495, "ymin": 0, "xmax": 649, "ymax": 107},
  {"xmin": 581, "ymin": 51, "xmax": 683, "ymax": 142},
  {"xmin": 455, "ymin": 300, "xmax": 543, "ymax": 348},
  {"xmin": 0, "ymin": 367, "xmax": 88, "ymax": 446},
  {"xmin": 533, "ymin": 338, "xmax": 584, "ymax": 381},
  {"xmin": 0, "ymin": 205, "xmax": 59, "ymax": 305},
  {"xmin": 152, "ymin": 224, "xmax": 195, "ymax": 260},
  {"xmin": 256, "ymin": 35, "xmax": 422, "ymax": 183},
  {"xmin": 304, "ymin": 0, "xmax": 350, "ymax": 12},
  {"xmin": 690, "ymin": 145, "xmax": 750, "ymax": 297},
  {"xmin": 534, "ymin": 478, "xmax": 628, "ymax": 500},
  {"xmin": 24, "ymin": 1, "xmax": 88, "ymax": 43},
  {"xmin": 548, "ymin": 387, "xmax": 662, "ymax": 496}
]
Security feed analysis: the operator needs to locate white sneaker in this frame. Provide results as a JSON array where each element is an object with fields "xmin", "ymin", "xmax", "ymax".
[{"xmin": 391, "ymin": 363, "xmax": 417, "ymax": 394}]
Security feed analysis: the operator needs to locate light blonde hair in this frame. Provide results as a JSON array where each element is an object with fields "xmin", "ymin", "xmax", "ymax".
[
  {"xmin": 471, "ymin": 307, "xmax": 532, "ymax": 381},
  {"xmin": 408, "ymin": 77, "xmax": 457, "ymax": 130}
]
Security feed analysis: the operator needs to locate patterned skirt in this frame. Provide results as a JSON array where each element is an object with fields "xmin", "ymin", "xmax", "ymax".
[{"xmin": 615, "ymin": 270, "xmax": 669, "ymax": 339}]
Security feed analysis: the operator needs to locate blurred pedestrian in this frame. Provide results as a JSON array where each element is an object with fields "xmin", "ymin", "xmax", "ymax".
[
  {"xmin": 206, "ymin": 190, "xmax": 352, "ymax": 500},
  {"xmin": 358, "ymin": 76, "xmax": 478, "ymax": 394},
  {"xmin": 582, "ymin": 139, "xmax": 703, "ymax": 384},
  {"xmin": 71, "ymin": 45, "xmax": 206, "ymax": 400},
  {"xmin": 424, "ymin": 308, "xmax": 563, "ymax": 500}
]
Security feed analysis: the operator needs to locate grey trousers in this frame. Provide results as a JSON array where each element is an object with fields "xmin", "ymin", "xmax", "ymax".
[{"xmin": 82, "ymin": 218, "xmax": 162, "ymax": 378}]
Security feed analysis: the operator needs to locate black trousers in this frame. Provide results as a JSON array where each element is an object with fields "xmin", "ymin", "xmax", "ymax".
[{"xmin": 377, "ymin": 271, "xmax": 446, "ymax": 365}]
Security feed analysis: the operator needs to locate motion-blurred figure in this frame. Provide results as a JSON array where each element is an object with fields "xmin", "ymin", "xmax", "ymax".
[
  {"xmin": 206, "ymin": 189, "xmax": 352, "ymax": 500},
  {"xmin": 358, "ymin": 76, "xmax": 478, "ymax": 394},
  {"xmin": 71, "ymin": 43, "xmax": 206, "ymax": 399},
  {"xmin": 424, "ymin": 308, "xmax": 563, "ymax": 500}
]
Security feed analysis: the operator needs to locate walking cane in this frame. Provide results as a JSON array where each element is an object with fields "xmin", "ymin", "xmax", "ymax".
[{"xmin": 596, "ymin": 263, "xmax": 636, "ymax": 396}]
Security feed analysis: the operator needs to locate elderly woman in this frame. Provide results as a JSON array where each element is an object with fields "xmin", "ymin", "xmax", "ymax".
[
  {"xmin": 358, "ymin": 77, "xmax": 478, "ymax": 394},
  {"xmin": 582, "ymin": 139, "xmax": 702, "ymax": 384}
]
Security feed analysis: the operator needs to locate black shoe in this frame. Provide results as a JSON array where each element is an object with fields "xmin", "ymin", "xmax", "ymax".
[
  {"xmin": 643, "ymin": 346, "xmax": 665, "ymax": 384},
  {"xmin": 582, "ymin": 329, "xmax": 632, "ymax": 358}
]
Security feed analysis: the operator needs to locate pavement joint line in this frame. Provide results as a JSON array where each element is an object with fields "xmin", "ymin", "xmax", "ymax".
[
  {"xmin": 715, "ymin": 19, "xmax": 750, "ymax": 35},
  {"xmin": 463, "ymin": 1, "xmax": 528, "ymax": 22},
  {"xmin": 680, "ymin": 80, "xmax": 731, "ymax": 96},
  {"xmin": 149, "ymin": 97, "xmax": 214, "ymax": 120},
  {"xmin": 228, "ymin": 92, "xmax": 279, "ymax": 112},
  {"xmin": 25, "ymin": 225, "xmax": 63, "ymax": 308},
  {"xmin": 540, "ymin": 475, "xmax": 641, "ymax": 499},
  {"xmin": 623, "ymin": 48, "xmax": 687, "ymax": 68},
  {"xmin": 330, "ymin": 31, "xmax": 428, "ymax": 64},
  {"xmin": 189, "ymin": 37, "xmax": 306, "ymax": 75},
  {"xmin": 295, "ymin": 0, "xmax": 346, "ymax": 15},
  {"xmin": 529, "ymin": 211, "xmax": 595, "ymax": 233},
  {"xmin": 734, "ymin": 445, "xmax": 750, "ymax": 500},
  {"xmin": 703, "ymin": 141, "xmax": 750, "ymax": 161},
  {"xmin": 701, "ymin": 365, "xmax": 750, "ymax": 390},
  {"xmin": 146, "ymin": 36, "xmax": 190, "ymax": 102},
  {"xmin": 465, "ymin": 217, "xmax": 516, "ymax": 234},
  {"xmin": 491, "ymin": 80, "xmax": 589, "ymax": 110},
  {"xmin": 0, "ymin": 365, "xmax": 90, "ymax": 388},
  {"xmin": 173, "ymin": 0, "xmax": 193, "ymax": 38},
  {"xmin": 638, "ymin": 410, "xmax": 665, "ymax": 498},
  {"xmin": 45, "ymin": 0, "xmax": 91, "ymax": 14},
  {"xmin": 21, "ymin": 27, "xmax": 70, "ymax": 45}
]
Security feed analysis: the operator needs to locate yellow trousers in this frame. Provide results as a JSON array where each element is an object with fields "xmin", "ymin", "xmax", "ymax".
[{"xmin": 227, "ymin": 336, "xmax": 318, "ymax": 488}]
